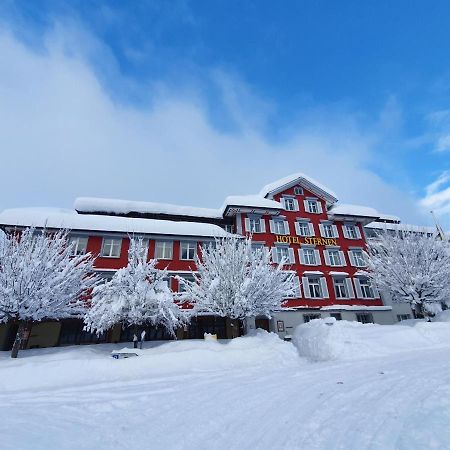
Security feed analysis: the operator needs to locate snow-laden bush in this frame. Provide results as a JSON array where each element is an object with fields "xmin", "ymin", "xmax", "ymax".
[
  {"xmin": 365, "ymin": 230, "xmax": 450, "ymax": 318},
  {"xmin": 433, "ymin": 310, "xmax": 450, "ymax": 322},
  {"xmin": 178, "ymin": 235, "xmax": 297, "ymax": 320},
  {"xmin": 0, "ymin": 227, "xmax": 98, "ymax": 358},
  {"xmin": 84, "ymin": 238, "xmax": 189, "ymax": 336}
]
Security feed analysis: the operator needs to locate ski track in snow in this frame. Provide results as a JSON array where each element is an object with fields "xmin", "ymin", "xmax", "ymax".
[{"xmin": 1, "ymin": 347, "xmax": 450, "ymax": 450}]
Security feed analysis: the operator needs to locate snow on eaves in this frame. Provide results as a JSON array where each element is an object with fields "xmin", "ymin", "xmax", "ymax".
[
  {"xmin": 259, "ymin": 172, "xmax": 338, "ymax": 200},
  {"xmin": 0, "ymin": 208, "xmax": 230, "ymax": 238},
  {"xmin": 75, "ymin": 197, "xmax": 222, "ymax": 219},
  {"xmin": 320, "ymin": 305, "xmax": 392, "ymax": 311},
  {"xmin": 365, "ymin": 221, "xmax": 446, "ymax": 235},
  {"xmin": 328, "ymin": 203, "xmax": 380, "ymax": 218},
  {"xmin": 221, "ymin": 195, "xmax": 282, "ymax": 211}
]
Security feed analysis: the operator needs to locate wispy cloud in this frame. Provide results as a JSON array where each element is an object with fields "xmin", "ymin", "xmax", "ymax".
[{"xmin": 421, "ymin": 171, "xmax": 450, "ymax": 218}]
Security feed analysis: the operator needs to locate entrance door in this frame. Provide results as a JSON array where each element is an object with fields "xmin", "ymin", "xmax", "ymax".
[{"xmin": 255, "ymin": 318, "xmax": 270, "ymax": 332}]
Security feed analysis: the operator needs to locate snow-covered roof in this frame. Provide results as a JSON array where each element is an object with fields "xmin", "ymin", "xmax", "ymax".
[
  {"xmin": 75, "ymin": 197, "xmax": 222, "ymax": 219},
  {"xmin": 365, "ymin": 221, "xmax": 440, "ymax": 234},
  {"xmin": 221, "ymin": 195, "xmax": 282, "ymax": 211},
  {"xmin": 376, "ymin": 213, "xmax": 401, "ymax": 223},
  {"xmin": 259, "ymin": 173, "xmax": 338, "ymax": 202},
  {"xmin": 320, "ymin": 305, "xmax": 392, "ymax": 311},
  {"xmin": 328, "ymin": 203, "xmax": 380, "ymax": 218},
  {"xmin": 302, "ymin": 271, "xmax": 324, "ymax": 276},
  {"xmin": 0, "ymin": 208, "xmax": 230, "ymax": 238}
]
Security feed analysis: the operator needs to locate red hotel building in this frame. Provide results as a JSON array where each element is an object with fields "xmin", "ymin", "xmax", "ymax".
[{"xmin": 0, "ymin": 173, "xmax": 399, "ymax": 349}]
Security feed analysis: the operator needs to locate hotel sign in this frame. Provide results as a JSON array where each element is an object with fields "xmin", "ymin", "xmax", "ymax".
[{"xmin": 275, "ymin": 235, "xmax": 337, "ymax": 246}]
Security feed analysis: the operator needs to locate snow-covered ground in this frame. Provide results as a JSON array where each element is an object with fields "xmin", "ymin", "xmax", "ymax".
[{"xmin": 1, "ymin": 322, "xmax": 450, "ymax": 450}]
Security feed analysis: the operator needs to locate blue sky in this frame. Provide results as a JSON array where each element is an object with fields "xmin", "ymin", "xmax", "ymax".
[{"xmin": 1, "ymin": 1, "xmax": 450, "ymax": 228}]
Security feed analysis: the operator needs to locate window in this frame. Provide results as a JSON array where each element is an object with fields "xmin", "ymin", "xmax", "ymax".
[
  {"xmin": 224, "ymin": 224, "xmax": 234, "ymax": 233},
  {"xmin": 330, "ymin": 313, "xmax": 342, "ymax": 321},
  {"xmin": 397, "ymin": 314, "xmax": 411, "ymax": 322},
  {"xmin": 333, "ymin": 278, "xmax": 348, "ymax": 298},
  {"xmin": 343, "ymin": 224, "xmax": 361, "ymax": 239},
  {"xmin": 284, "ymin": 274, "xmax": 301, "ymax": 298},
  {"xmin": 69, "ymin": 236, "xmax": 88, "ymax": 256},
  {"xmin": 359, "ymin": 279, "xmax": 375, "ymax": 298},
  {"xmin": 319, "ymin": 223, "xmax": 338, "ymax": 238},
  {"xmin": 136, "ymin": 239, "xmax": 149, "ymax": 259},
  {"xmin": 180, "ymin": 241, "xmax": 196, "ymax": 260},
  {"xmin": 304, "ymin": 199, "xmax": 322, "ymax": 214},
  {"xmin": 356, "ymin": 313, "xmax": 374, "ymax": 324},
  {"xmin": 354, "ymin": 277, "xmax": 375, "ymax": 299},
  {"xmin": 101, "ymin": 238, "xmax": 122, "ymax": 258},
  {"xmin": 245, "ymin": 217, "xmax": 265, "ymax": 233},
  {"xmin": 300, "ymin": 248, "xmax": 319, "ymax": 265},
  {"xmin": 272, "ymin": 220, "xmax": 288, "ymax": 235},
  {"xmin": 178, "ymin": 275, "xmax": 195, "ymax": 293},
  {"xmin": 326, "ymin": 249, "xmax": 343, "ymax": 266},
  {"xmin": 283, "ymin": 197, "xmax": 298, "ymax": 211},
  {"xmin": 251, "ymin": 243, "xmax": 265, "ymax": 254},
  {"xmin": 294, "ymin": 186, "xmax": 303, "ymax": 196},
  {"xmin": 303, "ymin": 313, "xmax": 321, "ymax": 323},
  {"xmin": 275, "ymin": 246, "xmax": 291, "ymax": 264},
  {"xmin": 349, "ymin": 249, "xmax": 366, "ymax": 267},
  {"xmin": 155, "ymin": 241, "xmax": 173, "ymax": 260},
  {"xmin": 302, "ymin": 276, "xmax": 329, "ymax": 299},
  {"xmin": 308, "ymin": 277, "xmax": 322, "ymax": 298},
  {"xmin": 295, "ymin": 221, "xmax": 313, "ymax": 237}
]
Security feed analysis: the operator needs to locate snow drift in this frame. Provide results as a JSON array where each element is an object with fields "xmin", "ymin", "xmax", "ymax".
[{"xmin": 293, "ymin": 318, "xmax": 450, "ymax": 362}]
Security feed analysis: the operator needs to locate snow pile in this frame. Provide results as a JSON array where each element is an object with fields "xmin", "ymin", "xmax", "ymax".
[
  {"xmin": 434, "ymin": 309, "xmax": 450, "ymax": 322},
  {"xmin": 292, "ymin": 318, "xmax": 450, "ymax": 362},
  {"xmin": 0, "ymin": 330, "xmax": 298, "ymax": 393}
]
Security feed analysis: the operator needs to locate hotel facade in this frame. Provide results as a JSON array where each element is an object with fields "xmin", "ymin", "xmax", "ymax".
[{"xmin": 0, "ymin": 173, "xmax": 413, "ymax": 350}]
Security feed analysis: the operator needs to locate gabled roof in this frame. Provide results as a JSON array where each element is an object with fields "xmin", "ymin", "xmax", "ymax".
[
  {"xmin": 328, "ymin": 203, "xmax": 380, "ymax": 219},
  {"xmin": 259, "ymin": 173, "xmax": 338, "ymax": 204},
  {"xmin": 221, "ymin": 195, "xmax": 282, "ymax": 211}
]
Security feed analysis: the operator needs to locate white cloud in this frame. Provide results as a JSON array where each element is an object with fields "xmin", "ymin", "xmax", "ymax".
[
  {"xmin": 421, "ymin": 171, "xmax": 450, "ymax": 219},
  {"xmin": 0, "ymin": 24, "xmax": 430, "ymax": 227}
]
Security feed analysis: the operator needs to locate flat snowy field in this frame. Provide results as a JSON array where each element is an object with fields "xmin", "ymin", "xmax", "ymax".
[{"xmin": 1, "ymin": 320, "xmax": 450, "ymax": 450}]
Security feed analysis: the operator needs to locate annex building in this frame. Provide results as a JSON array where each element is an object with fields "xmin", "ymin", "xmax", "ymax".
[{"xmin": 0, "ymin": 173, "xmax": 414, "ymax": 349}]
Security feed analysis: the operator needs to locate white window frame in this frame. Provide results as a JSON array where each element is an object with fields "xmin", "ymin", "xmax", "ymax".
[
  {"xmin": 354, "ymin": 277, "xmax": 376, "ymax": 299},
  {"xmin": 303, "ymin": 313, "xmax": 321, "ymax": 323},
  {"xmin": 349, "ymin": 249, "xmax": 367, "ymax": 267},
  {"xmin": 284, "ymin": 274, "xmax": 302, "ymax": 299},
  {"xmin": 69, "ymin": 236, "xmax": 88, "ymax": 256},
  {"xmin": 272, "ymin": 245, "xmax": 295, "ymax": 264},
  {"xmin": 333, "ymin": 278, "xmax": 348, "ymax": 299},
  {"xmin": 356, "ymin": 313, "xmax": 374, "ymax": 324},
  {"xmin": 180, "ymin": 241, "xmax": 196, "ymax": 261},
  {"xmin": 304, "ymin": 199, "xmax": 323, "ymax": 214},
  {"xmin": 245, "ymin": 216, "xmax": 266, "ymax": 234},
  {"xmin": 270, "ymin": 219, "xmax": 289, "ymax": 235},
  {"xmin": 295, "ymin": 221, "xmax": 314, "ymax": 237},
  {"xmin": 302, "ymin": 276, "xmax": 329, "ymax": 299},
  {"xmin": 282, "ymin": 197, "xmax": 299, "ymax": 212},
  {"xmin": 319, "ymin": 223, "xmax": 338, "ymax": 238},
  {"xmin": 294, "ymin": 186, "xmax": 303, "ymax": 196},
  {"xmin": 324, "ymin": 249, "xmax": 346, "ymax": 267},
  {"xmin": 299, "ymin": 247, "xmax": 321, "ymax": 266},
  {"xmin": 155, "ymin": 241, "xmax": 173, "ymax": 260},
  {"xmin": 343, "ymin": 223, "xmax": 362, "ymax": 240},
  {"xmin": 178, "ymin": 275, "xmax": 195, "ymax": 293},
  {"xmin": 100, "ymin": 238, "xmax": 122, "ymax": 258}
]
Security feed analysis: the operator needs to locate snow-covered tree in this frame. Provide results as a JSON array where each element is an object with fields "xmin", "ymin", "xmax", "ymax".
[
  {"xmin": 179, "ymin": 236, "xmax": 297, "ymax": 322},
  {"xmin": 0, "ymin": 228, "xmax": 98, "ymax": 358},
  {"xmin": 84, "ymin": 238, "xmax": 188, "ymax": 338},
  {"xmin": 365, "ymin": 230, "xmax": 450, "ymax": 318}
]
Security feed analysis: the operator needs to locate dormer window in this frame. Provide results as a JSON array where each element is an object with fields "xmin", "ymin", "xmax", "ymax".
[{"xmin": 304, "ymin": 198, "xmax": 323, "ymax": 214}]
